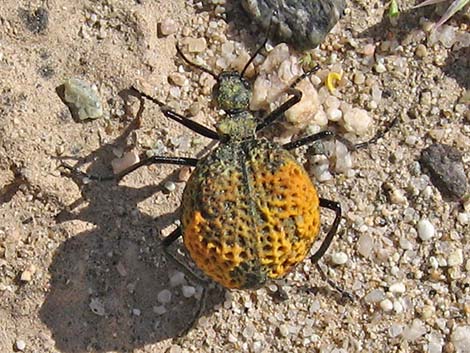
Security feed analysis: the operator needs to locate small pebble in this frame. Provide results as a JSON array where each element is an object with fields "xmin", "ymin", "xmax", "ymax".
[
  {"xmin": 389, "ymin": 323, "xmax": 403, "ymax": 338},
  {"xmin": 421, "ymin": 305, "xmax": 435, "ymax": 320},
  {"xmin": 405, "ymin": 135, "xmax": 417, "ymax": 146},
  {"xmin": 390, "ymin": 188, "xmax": 407, "ymax": 205},
  {"xmin": 374, "ymin": 63, "xmax": 386, "ymax": 73},
  {"xmin": 20, "ymin": 264, "xmax": 36, "ymax": 282},
  {"xmin": 15, "ymin": 340, "xmax": 26, "ymax": 351},
  {"xmin": 132, "ymin": 308, "xmax": 141, "ymax": 316},
  {"xmin": 448, "ymin": 249, "xmax": 463, "ymax": 267},
  {"xmin": 326, "ymin": 107, "xmax": 342, "ymax": 122},
  {"xmin": 417, "ymin": 218, "xmax": 435, "ymax": 241},
  {"xmin": 153, "ymin": 305, "xmax": 167, "ymax": 315},
  {"xmin": 357, "ymin": 233, "xmax": 373, "ymax": 257},
  {"xmin": 169, "ymin": 72, "xmax": 187, "ymax": 87},
  {"xmin": 429, "ymin": 256, "xmax": 439, "ymax": 269},
  {"xmin": 242, "ymin": 323, "xmax": 256, "ymax": 339},
  {"xmin": 444, "ymin": 342, "xmax": 456, "ymax": 353},
  {"xmin": 89, "ymin": 298, "xmax": 106, "ymax": 316},
  {"xmin": 342, "ymin": 107, "xmax": 372, "ymax": 135},
  {"xmin": 241, "ymin": 0, "xmax": 346, "ymax": 49},
  {"xmin": 182, "ymin": 285, "xmax": 196, "ymax": 298},
  {"xmin": 188, "ymin": 102, "xmax": 201, "ymax": 117},
  {"xmin": 168, "ymin": 345, "xmax": 183, "ymax": 353},
  {"xmin": 415, "ymin": 44, "xmax": 428, "ymax": 58},
  {"xmin": 428, "ymin": 333, "xmax": 444, "ymax": 353},
  {"xmin": 159, "ymin": 18, "xmax": 177, "ymax": 36},
  {"xmin": 63, "ymin": 78, "xmax": 103, "ymax": 120},
  {"xmin": 371, "ymin": 84, "xmax": 382, "ymax": 104},
  {"xmin": 399, "ymin": 237, "xmax": 413, "ymax": 250},
  {"xmin": 186, "ymin": 37, "xmax": 207, "ymax": 53},
  {"xmin": 362, "ymin": 43, "xmax": 376, "ymax": 56},
  {"xmin": 380, "ymin": 299, "xmax": 394, "ymax": 312},
  {"xmin": 178, "ymin": 166, "xmax": 192, "ymax": 182},
  {"xmin": 324, "ymin": 96, "xmax": 341, "ymax": 109},
  {"xmin": 451, "ymin": 326, "xmax": 470, "ymax": 353},
  {"xmin": 402, "ymin": 319, "xmax": 427, "ymax": 341},
  {"xmin": 278, "ymin": 324, "xmax": 290, "ymax": 337},
  {"xmin": 157, "ymin": 289, "xmax": 172, "ymax": 304},
  {"xmin": 163, "ymin": 181, "xmax": 176, "ymax": 193},
  {"xmin": 310, "ymin": 155, "xmax": 333, "ymax": 182},
  {"xmin": 116, "ymin": 262, "xmax": 127, "ymax": 277},
  {"xmin": 420, "ymin": 143, "xmax": 468, "ymax": 201},
  {"xmin": 353, "ymin": 71, "xmax": 365, "ymax": 85},
  {"xmin": 393, "ymin": 300, "xmax": 403, "ymax": 314},
  {"xmin": 169, "ymin": 271, "xmax": 186, "ymax": 287},
  {"xmin": 364, "ymin": 289, "xmax": 386, "ymax": 303},
  {"xmin": 111, "ymin": 151, "xmax": 140, "ymax": 175},
  {"xmin": 457, "ymin": 213, "xmax": 468, "ymax": 225},
  {"xmin": 331, "ymin": 251, "xmax": 348, "ymax": 265},
  {"xmin": 389, "ymin": 282, "xmax": 406, "ymax": 294}
]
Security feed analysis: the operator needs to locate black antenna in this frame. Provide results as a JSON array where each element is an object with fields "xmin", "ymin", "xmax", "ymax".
[
  {"xmin": 240, "ymin": 35, "xmax": 268, "ymax": 78},
  {"xmin": 240, "ymin": 10, "xmax": 276, "ymax": 78},
  {"xmin": 176, "ymin": 44, "xmax": 218, "ymax": 79}
]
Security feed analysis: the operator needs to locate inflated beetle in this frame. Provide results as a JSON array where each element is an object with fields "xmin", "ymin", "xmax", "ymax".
[{"xmin": 66, "ymin": 38, "xmax": 394, "ymax": 293}]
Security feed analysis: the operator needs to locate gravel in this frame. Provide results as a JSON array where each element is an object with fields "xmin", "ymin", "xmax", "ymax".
[{"xmin": 1, "ymin": 0, "xmax": 469, "ymax": 352}]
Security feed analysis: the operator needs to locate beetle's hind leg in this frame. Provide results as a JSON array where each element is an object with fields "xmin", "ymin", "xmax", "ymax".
[
  {"xmin": 309, "ymin": 198, "xmax": 354, "ymax": 301},
  {"xmin": 310, "ymin": 198, "xmax": 341, "ymax": 263},
  {"xmin": 160, "ymin": 227, "xmax": 210, "ymax": 334}
]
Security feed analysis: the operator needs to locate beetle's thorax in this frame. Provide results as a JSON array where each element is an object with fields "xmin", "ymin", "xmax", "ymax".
[{"xmin": 216, "ymin": 111, "xmax": 257, "ymax": 141}]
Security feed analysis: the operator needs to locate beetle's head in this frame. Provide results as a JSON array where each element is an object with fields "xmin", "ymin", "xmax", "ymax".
[{"xmin": 213, "ymin": 72, "xmax": 252, "ymax": 113}]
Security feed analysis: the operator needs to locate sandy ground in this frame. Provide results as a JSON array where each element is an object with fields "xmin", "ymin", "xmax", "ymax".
[{"xmin": 0, "ymin": 0, "xmax": 469, "ymax": 352}]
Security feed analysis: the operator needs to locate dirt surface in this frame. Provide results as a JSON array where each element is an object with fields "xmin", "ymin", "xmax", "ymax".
[{"xmin": 0, "ymin": 0, "xmax": 469, "ymax": 353}]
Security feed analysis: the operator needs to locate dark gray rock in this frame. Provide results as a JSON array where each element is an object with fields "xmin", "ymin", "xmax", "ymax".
[
  {"xmin": 420, "ymin": 143, "xmax": 468, "ymax": 202},
  {"xmin": 242, "ymin": 0, "xmax": 346, "ymax": 49}
]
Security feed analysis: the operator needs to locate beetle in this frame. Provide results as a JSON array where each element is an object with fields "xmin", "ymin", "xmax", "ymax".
[{"xmin": 63, "ymin": 36, "xmax": 395, "ymax": 309}]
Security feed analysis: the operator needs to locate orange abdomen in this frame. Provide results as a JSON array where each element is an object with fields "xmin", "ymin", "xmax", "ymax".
[{"xmin": 181, "ymin": 139, "xmax": 320, "ymax": 289}]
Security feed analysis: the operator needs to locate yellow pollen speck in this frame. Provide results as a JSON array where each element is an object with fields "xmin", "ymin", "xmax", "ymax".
[{"xmin": 326, "ymin": 72, "xmax": 342, "ymax": 92}]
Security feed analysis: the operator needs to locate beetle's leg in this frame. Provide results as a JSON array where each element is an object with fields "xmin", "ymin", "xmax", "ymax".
[
  {"xmin": 131, "ymin": 87, "xmax": 220, "ymax": 140},
  {"xmin": 175, "ymin": 44, "xmax": 218, "ymax": 79},
  {"xmin": 161, "ymin": 227, "xmax": 209, "ymax": 284},
  {"xmin": 61, "ymin": 155, "xmax": 198, "ymax": 182},
  {"xmin": 256, "ymin": 65, "xmax": 320, "ymax": 132},
  {"xmin": 352, "ymin": 116, "xmax": 399, "ymax": 149},
  {"xmin": 255, "ymin": 88, "xmax": 302, "ymax": 132},
  {"xmin": 160, "ymin": 227, "xmax": 209, "ymax": 333},
  {"xmin": 283, "ymin": 117, "xmax": 399, "ymax": 150},
  {"xmin": 161, "ymin": 226, "xmax": 183, "ymax": 247},
  {"xmin": 310, "ymin": 198, "xmax": 341, "ymax": 263},
  {"xmin": 310, "ymin": 198, "xmax": 353, "ymax": 300}
]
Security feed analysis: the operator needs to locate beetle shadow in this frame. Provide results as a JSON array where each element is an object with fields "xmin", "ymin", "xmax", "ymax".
[{"xmin": 39, "ymin": 89, "xmax": 226, "ymax": 353}]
